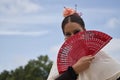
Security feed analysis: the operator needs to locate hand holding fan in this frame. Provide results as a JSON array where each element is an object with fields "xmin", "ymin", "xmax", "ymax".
[{"xmin": 57, "ymin": 30, "xmax": 112, "ymax": 74}]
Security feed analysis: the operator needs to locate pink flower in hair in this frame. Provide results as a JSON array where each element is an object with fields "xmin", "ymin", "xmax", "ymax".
[{"xmin": 63, "ymin": 7, "xmax": 76, "ymax": 17}]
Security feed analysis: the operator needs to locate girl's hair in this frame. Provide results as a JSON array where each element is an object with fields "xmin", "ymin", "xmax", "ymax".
[{"xmin": 61, "ymin": 13, "xmax": 85, "ymax": 34}]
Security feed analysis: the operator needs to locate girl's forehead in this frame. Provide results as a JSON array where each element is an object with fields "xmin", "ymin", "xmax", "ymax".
[
  {"xmin": 64, "ymin": 22, "xmax": 82, "ymax": 29},
  {"xmin": 64, "ymin": 23, "xmax": 83, "ymax": 32}
]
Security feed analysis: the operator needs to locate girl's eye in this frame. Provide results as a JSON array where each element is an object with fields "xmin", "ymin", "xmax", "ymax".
[
  {"xmin": 65, "ymin": 33, "xmax": 71, "ymax": 37},
  {"xmin": 74, "ymin": 30, "xmax": 80, "ymax": 34}
]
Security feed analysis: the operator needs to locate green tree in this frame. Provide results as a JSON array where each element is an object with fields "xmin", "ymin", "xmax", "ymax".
[
  {"xmin": 0, "ymin": 55, "xmax": 53, "ymax": 80},
  {"xmin": 11, "ymin": 66, "xmax": 25, "ymax": 80},
  {"xmin": 0, "ymin": 70, "xmax": 10, "ymax": 80},
  {"xmin": 24, "ymin": 55, "xmax": 53, "ymax": 80}
]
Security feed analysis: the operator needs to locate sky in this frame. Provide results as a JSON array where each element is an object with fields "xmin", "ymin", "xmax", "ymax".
[{"xmin": 0, "ymin": 0, "xmax": 120, "ymax": 73}]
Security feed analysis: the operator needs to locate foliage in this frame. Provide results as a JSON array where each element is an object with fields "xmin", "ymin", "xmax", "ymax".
[{"xmin": 0, "ymin": 55, "xmax": 53, "ymax": 80}]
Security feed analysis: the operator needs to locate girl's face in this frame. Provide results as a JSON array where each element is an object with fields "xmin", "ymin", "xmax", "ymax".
[{"xmin": 64, "ymin": 22, "xmax": 85, "ymax": 40}]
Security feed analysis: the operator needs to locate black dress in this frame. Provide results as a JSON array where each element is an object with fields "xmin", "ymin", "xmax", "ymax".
[{"xmin": 55, "ymin": 66, "xmax": 120, "ymax": 80}]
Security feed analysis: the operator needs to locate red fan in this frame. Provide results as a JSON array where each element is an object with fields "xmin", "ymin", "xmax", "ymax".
[{"xmin": 57, "ymin": 30, "xmax": 112, "ymax": 74}]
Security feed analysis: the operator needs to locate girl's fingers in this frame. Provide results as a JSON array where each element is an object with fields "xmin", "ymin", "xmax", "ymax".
[{"xmin": 84, "ymin": 55, "xmax": 95, "ymax": 61}]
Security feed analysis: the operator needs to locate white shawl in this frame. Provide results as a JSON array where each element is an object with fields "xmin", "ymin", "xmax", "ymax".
[{"xmin": 47, "ymin": 51, "xmax": 120, "ymax": 80}]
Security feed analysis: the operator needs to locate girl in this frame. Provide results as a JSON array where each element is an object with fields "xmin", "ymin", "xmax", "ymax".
[{"xmin": 47, "ymin": 7, "xmax": 120, "ymax": 80}]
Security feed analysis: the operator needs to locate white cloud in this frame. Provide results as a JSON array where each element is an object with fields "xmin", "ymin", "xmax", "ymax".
[
  {"xmin": 12, "ymin": 54, "xmax": 29, "ymax": 67},
  {"xmin": 0, "ymin": 15, "xmax": 58, "ymax": 25},
  {"xmin": 82, "ymin": 8, "xmax": 119, "ymax": 16},
  {"xmin": 0, "ymin": 0, "xmax": 42, "ymax": 15},
  {"xmin": 0, "ymin": 14, "xmax": 59, "ymax": 33},
  {"xmin": 0, "ymin": 30, "xmax": 49, "ymax": 36},
  {"xmin": 49, "ymin": 43, "xmax": 63, "ymax": 60},
  {"xmin": 84, "ymin": 8, "xmax": 108, "ymax": 13},
  {"xmin": 50, "ymin": 45, "xmax": 61, "ymax": 54},
  {"xmin": 103, "ymin": 38, "xmax": 120, "ymax": 52},
  {"xmin": 105, "ymin": 18, "xmax": 120, "ymax": 28},
  {"xmin": 0, "ymin": 54, "xmax": 30, "ymax": 73},
  {"xmin": 102, "ymin": 38, "xmax": 120, "ymax": 61}
]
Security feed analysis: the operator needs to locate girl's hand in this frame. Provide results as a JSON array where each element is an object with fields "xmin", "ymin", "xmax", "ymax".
[{"xmin": 72, "ymin": 55, "xmax": 95, "ymax": 74}]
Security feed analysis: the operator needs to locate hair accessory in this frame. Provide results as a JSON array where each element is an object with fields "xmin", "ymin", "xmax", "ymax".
[
  {"xmin": 75, "ymin": 4, "xmax": 77, "ymax": 12},
  {"xmin": 75, "ymin": 4, "xmax": 83, "ymax": 16},
  {"xmin": 63, "ymin": 7, "xmax": 76, "ymax": 17},
  {"xmin": 63, "ymin": 7, "xmax": 82, "ymax": 17}
]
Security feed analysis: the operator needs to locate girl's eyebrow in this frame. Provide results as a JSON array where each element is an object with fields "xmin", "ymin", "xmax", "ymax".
[
  {"xmin": 73, "ymin": 29, "xmax": 80, "ymax": 32},
  {"xmin": 65, "ymin": 29, "xmax": 80, "ymax": 34},
  {"xmin": 64, "ymin": 32, "xmax": 71, "ymax": 35},
  {"xmin": 74, "ymin": 29, "xmax": 80, "ymax": 32}
]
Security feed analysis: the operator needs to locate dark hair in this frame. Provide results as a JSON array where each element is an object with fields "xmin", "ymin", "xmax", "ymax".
[{"xmin": 61, "ymin": 13, "xmax": 85, "ymax": 34}]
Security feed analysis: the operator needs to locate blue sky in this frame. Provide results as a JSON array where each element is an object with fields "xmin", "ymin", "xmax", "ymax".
[{"xmin": 0, "ymin": 0, "xmax": 120, "ymax": 72}]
